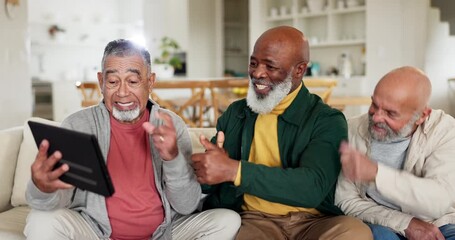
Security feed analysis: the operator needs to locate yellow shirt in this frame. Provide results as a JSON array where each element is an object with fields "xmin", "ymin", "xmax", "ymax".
[{"xmin": 236, "ymin": 82, "xmax": 320, "ymax": 216}]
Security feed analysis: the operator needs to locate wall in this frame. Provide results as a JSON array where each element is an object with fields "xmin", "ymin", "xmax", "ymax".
[
  {"xmin": 187, "ymin": 0, "xmax": 223, "ymax": 77},
  {"xmin": 366, "ymin": 0, "xmax": 455, "ymax": 114},
  {"xmin": 144, "ymin": 0, "xmax": 189, "ymax": 62},
  {"xmin": 27, "ymin": 0, "xmax": 144, "ymax": 121},
  {"xmin": 248, "ymin": 0, "xmax": 267, "ymax": 53},
  {"xmin": 29, "ymin": 0, "xmax": 144, "ymax": 82},
  {"xmin": 144, "ymin": 0, "xmax": 223, "ymax": 78},
  {"xmin": 365, "ymin": 0, "xmax": 428, "ymax": 94},
  {"xmin": 424, "ymin": 8, "xmax": 455, "ymax": 114},
  {"xmin": 0, "ymin": 1, "xmax": 32, "ymax": 130}
]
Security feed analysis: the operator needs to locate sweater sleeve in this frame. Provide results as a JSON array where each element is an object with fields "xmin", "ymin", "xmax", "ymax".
[
  {"xmin": 25, "ymin": 180, "xmax": 74, "ymax": 210},
  {"xmin": 161, "ymin": 110, "xmax": 201, "ymax": 215}
]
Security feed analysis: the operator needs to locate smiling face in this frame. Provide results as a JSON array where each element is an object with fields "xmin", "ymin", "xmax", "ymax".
[
  {"xmin": 97, "ymin": 54, "xmax": 155, "ymax": 124},
  {"xmin": 247, "ymin": 26, "xmax": 309, "ymax": 114},
  {"xmin": 368, "ymin": 95, "xmax": 420, "ymax": 142},
  {"xmin": 367, "ymin": 67, "xmax": 432, "ymax": 142}
]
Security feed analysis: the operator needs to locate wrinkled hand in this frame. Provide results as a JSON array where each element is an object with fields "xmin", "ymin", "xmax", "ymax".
[
  {"xmin": 339, "ymin": 141, "xmax": 378, "ymax": 182},
  {"xmin": 191, "ymin": 131, "xmax": 239, "ymax": 184},
  {"xmin": 405, "ymin": 218, "xmax": 445, "ymax": 240},
  {"xmin": 31, "ymin": 139, "xmax": 73, "ymax": 193},
  {"xmin": 143, "ymin": 111, "xmax": 178, "ymax": 161}
]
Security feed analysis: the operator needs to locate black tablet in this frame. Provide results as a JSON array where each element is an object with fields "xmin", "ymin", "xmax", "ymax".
[{"xmin": 28, "ymin": 121, "xmax": 115, "ymax": 197}]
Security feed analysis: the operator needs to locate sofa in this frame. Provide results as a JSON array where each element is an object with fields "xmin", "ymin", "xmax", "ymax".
[{"xmin": 0, "ymin": 117, "xmax": 216, "ymax": 239}]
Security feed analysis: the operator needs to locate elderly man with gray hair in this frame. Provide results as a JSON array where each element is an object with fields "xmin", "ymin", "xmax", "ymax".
[{"xmin": 24, "ymin": 39, "xmax": 240, "ymax": 240}]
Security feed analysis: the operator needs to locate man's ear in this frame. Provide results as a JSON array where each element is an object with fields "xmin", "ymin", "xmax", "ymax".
[
  {"xmin": 416, "ymin": 107, "xmax": 432, "ymax": 125},
  {"xmin": 148, "ymin": 72, "xmax": 156, "ymax": 93},
  {"xmin": 295, "ymin": 62, "xmax": 307, "ymax": 78},
  {"xmin": 97, "ymin": 72, "xmax": 104, "ymax": 91}
]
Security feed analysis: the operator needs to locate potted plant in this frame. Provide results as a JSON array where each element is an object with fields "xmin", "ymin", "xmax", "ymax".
[{"xmin": 153, "ymin": 37, "xmax": 182, "ymax": 78}]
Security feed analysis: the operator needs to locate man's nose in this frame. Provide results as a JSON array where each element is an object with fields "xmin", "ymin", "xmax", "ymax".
[
  {"xmin": 371, "ymin": 110, "xmax": 385, "ymax": 123},
  {"xmin": 250, "ymin": 65, "xmax": 267, "ymax": 80},
  {"xmin": 116, "ymin": 82, "xmax": 130, "ymax": 96}
]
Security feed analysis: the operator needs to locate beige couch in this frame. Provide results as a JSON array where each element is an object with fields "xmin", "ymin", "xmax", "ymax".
[{"xmin": 0, "ymin": 117, "xmax": 216, "ymax": 239}]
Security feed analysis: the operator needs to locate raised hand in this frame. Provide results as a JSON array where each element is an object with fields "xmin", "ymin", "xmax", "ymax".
[
  {"xmin": 405, "ymin": 218, "xmax": 445, "ymax": 240},
  {"xmin": 142, "ymin": 111, "xmax": 178, "ymax": 161},
  {"xmin": 30, "ymin": 139, "xmax": 73, "ymax": 193},
  {"xmin": 339, "ymin": 141, "xmax": 378, "ymax": 183},
  {"xmin": 191, "ymin": 131, "xmax": 239, "ymax": 185}
]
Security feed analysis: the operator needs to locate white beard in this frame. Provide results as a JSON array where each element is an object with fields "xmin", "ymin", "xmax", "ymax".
[
  {"xmin": 246, "ymin": 72, "xmax": 293, "ymax": 114},
  {"xmin": 369, "ymin": 112, "xmax": 420, "ymax": 143},
  {"xmin": 112, "ymin": 106, "xmax": 140, "ymax": 122}
]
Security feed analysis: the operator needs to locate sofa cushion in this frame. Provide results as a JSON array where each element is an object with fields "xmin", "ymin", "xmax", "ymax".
[
  {"xmin": 0, "ymin": 126, "xmax": 23, "ymax": 212},
  {"xmin": 11, "ymin": 118, "xmax": 60, "ymax": 207},
  {"xmin": 0, "ymin": 206, "xmax": 29, "ymax": 239},
  {"xmin": 187, "ymin": 128, "xmax": 217, "ymax": 153}
]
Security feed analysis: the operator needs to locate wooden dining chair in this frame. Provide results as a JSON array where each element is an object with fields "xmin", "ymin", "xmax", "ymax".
[
  {"xmin": 151, "ymin": 80, "xmax": 211, "ymax": 127},
  {"xmin": 209, "ymin": 78, "xmax": 249, "ymax": 125},
  {"xmin": 76, "ymin": 81, "xmax": 102, "ymax": 107},
  {"xmin": 303, "ymin": 78, "xmax": 338, "ymax": 103}
]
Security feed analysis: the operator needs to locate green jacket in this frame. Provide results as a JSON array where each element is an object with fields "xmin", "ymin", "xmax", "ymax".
[{"xmin": 202, "ymin": 84, "xmax": 347, "ymax": 215}]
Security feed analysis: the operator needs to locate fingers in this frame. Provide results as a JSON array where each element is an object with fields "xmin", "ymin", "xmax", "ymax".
[
  {"xmin": 199, "ymin": 131, "xmax": 226, "ymax": 151},
  {"xmin": 34, "ymin": 140, "xmax": 65, "ymax": 174},
  {"xmin": 191, "ymin": 153, "xmax": 202, "ymax": 163},
  {"xmin": 142, "ymin": 111, "xmax": 175, "ymax": 135},
  {"xmin": 54, "ymin": 179, "xmax": 74, "ymax": 190},
  {"xmin": 43, "ymin": 150, "xmax": 63, "ymax": 171},
  {"xmin": 339, "ymin": 141, "xmax": 357, "ymax": 166},
  {"xmin": 31, "ymin": 143, "xmax": 72, "ymax": 193},
  {"xmin": 156, "ymin": 111, "xmax": 175, "ymax": 130},
  {"xmin": 145, "ymin": 111, "xmax": 178, "ymax": 161},
  {"xmin": 199, "ymin": 134, "xmax": 218, "ymax": 151},
  {"xmin": 143, "ymin": 119, "xmax": 167, "ymax": 144},
  {"xmin": 436, "ymin": 233, "xmax": 445, "ymax": 240},
  {"xmin": 216, "ymin": 131, "xmax": 225, "ymax": 148},
  {"xmin": 143, "ymin": 111, "xmax": 175, "ymax": 140},
  {"xmin": 47, "ymin": 162, "xmax": 69, "ymax": 180},
  {"xmin": 339, "ymin": 140, "xmax": 350, "ymax": 154},
  {"xmin": 35, "ymin": 139, "xmax": 50, "ymax": 165},
  {"xmin": 142, "ymin": 122, "xmax": 156, "ymax": 134}
]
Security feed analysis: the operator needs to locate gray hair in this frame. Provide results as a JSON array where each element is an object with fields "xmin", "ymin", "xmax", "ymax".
[{"xmin": 101, "ymin": 39, "xmax": 151, "ymax": 76}]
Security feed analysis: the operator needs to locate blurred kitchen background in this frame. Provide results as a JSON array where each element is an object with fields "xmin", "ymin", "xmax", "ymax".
[{"xmin": 1, "ymin": 0, "xmax": 454, "ymax": 129}]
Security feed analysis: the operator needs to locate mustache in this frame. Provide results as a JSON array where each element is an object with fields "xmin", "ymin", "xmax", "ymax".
[
  {"xmin": 250, "ymin": 77, "xmax": 270, "ymax": 86},
  {"xmin": 373, "ymin": 122, "xmax": 389, "ymax": 130}
]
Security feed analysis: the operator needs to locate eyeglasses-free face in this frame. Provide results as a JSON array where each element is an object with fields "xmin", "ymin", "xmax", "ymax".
[{"xmin": 98, "ymin": 54, "xmax": 155, "ymax": 124}]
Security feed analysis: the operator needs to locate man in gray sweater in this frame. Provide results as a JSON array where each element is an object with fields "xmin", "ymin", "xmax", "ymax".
[{"xmin": 24, "ymin": 39, "xmax": 240, "ymax": 240}]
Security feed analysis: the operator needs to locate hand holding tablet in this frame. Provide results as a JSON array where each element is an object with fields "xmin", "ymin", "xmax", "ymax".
[{"xmin": 28, "ymin": 121, "xmax": 115, "ymax": 197}]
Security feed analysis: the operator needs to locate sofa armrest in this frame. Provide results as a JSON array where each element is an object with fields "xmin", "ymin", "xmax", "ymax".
[{"xmin": 0, "ymin": 126, "xmax": 23, "ymax": 212}]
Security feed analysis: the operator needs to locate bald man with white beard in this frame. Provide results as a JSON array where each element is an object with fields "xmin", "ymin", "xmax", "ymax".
[
  {"xmin": 336, "ymin": 66, "xmax": 455, "ymax": 240},
  {"xmin": 191, "ymin": 26, "xmax": 372, "ymax": 240}
]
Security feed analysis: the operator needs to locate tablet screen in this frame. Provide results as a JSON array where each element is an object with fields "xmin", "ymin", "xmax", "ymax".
[{"xmin": 28, "ymin": 121, "xmax": 115, "ymax": 197}]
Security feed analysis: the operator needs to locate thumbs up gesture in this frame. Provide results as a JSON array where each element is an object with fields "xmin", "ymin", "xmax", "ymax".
[{"xmin": 191, "ymin": 131, "xmax": 239, "ymax": 185}]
